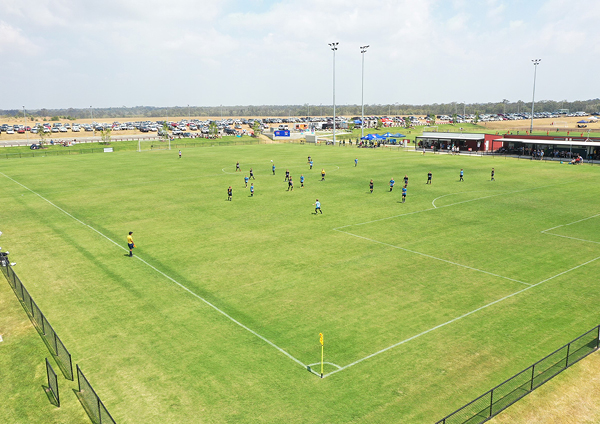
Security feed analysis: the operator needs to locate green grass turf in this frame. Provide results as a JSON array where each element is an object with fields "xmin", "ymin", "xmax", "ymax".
[{"xmin": 1, "ymin": 144, "xmax": 600, "ymax": 423}]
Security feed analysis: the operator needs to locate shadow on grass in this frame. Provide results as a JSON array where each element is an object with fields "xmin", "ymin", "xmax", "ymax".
[{"xmin": 42, "ymin": 385, "xmax": 59, "ymax": 407}]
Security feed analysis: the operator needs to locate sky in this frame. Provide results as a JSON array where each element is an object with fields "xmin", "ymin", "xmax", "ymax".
[{"xmin": 1, "ymin": 0, "xmax": 599, "ymax": 110}]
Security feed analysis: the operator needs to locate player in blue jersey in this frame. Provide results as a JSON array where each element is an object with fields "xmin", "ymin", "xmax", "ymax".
[
  {"xmin": 272, "ymin": 163, "xmax": 276, "ymax": 175},
  {"xmin": 300, "ymin": 174, "xmax": 304, "ymax": 187},
  {"xmin": 244, "ymin": 175, "xmax": 249, "ymax": 187},
  {"xmin": 250, "ymin": 183, "xmax": 254, "ymax": 196},
  {"xmin": 313, "ymin": 199, "xmax": 322, "ymax": 214},
  {"xmin": 459, "ymin": 169, "xmax": 464, "ymax": 182},
  {"xmin": 402, "ymin": 185, "xmax": 407, "ymax": 203},
  {"xmin": 355, "ymin": 158, "xmax": 358, "ymax": 167},
  {"xmin": 389, "ymin": 178, "xmax": 395, "ymax": 192}
]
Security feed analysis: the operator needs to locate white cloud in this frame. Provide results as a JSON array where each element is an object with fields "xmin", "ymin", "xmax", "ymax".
[
  {"xmin": 0, "ymin": 0, "xmax": 599, "ymax": 109},
  {"xmin": 0, "ymin": 21, "xmax": 40, "ymax": 54}
]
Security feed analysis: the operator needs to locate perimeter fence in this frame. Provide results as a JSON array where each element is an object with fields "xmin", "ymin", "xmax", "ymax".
[
  {"xmin": 436, "ymin": 325, "xmax": 600, "ymax": 424},
  {"xmin": 76, "ymin": 365, "xmax": 117, "ymax": 424},
  {"xmin": 45, "ymin": 358, "xmax": 60, "ymax": 407},
  {"xmin": 0, "ymin": 138, "xmax": 263, "ymax": 158},
  {"xmin": 0, "ymin": 261, "xmax": 73, "ymax": 380}
]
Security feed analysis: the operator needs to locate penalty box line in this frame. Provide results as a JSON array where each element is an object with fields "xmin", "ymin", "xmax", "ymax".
[
  {"xmin": 334, "ymin": 229, "xmax": 531, "ymax": 287},
  {"xmin": 541, "ymin": 213, "xmax": 600, "ymax": 245},
  {"xmin": 0, "ymin": 171, "xmax": 316, "ymax": 376}
]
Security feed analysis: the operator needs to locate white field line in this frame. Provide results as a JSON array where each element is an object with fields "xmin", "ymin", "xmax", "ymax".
[
  {"xmin": 308, "ymin": 362, "xmax": 342, "ymax": 369},
  {"xmin": 0, "ymin": 171, "xmax": 310, "ymax": 372},
  {"xmin": 223, "ymin": 164, "xmax": 340, "ymax": 175},
  {"xmin": 541, "ymin": 213, "xmax": 600, "ymax": 244},
  {"xmin": 324, "ymin": 254, "xmax": 600, "ymax": 378},
  {"xmin": 335, "ymin": 185, "xmax": 555, "ymax": 231},
  {"xmin": 335, "ymin": 230, "xmax": 531, "ymax": 286}
]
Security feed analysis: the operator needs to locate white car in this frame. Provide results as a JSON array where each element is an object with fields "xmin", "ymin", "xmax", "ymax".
[
  {"xmin": 59, "ymin": 127, "xmax": 68, "ymax": 132},
  {"xmin": 51, "ymin": 127, "xmax": 60, "ymax": 132},
  {"xmin": 6, "ymin": 129, "xmax": 14, "ymax": 134},
  {"xmin": 72, "ymin": 126, "xmax": 80, "ymax": 132}
]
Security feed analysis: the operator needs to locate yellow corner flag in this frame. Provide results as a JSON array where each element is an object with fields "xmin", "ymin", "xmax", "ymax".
[{"xmin": 319, "ymin": 333, "xmax": 324, "ymax": 378}]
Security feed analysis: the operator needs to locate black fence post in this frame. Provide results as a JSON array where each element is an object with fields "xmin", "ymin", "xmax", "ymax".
[
  {"xmin": 597, "ymin": 325, "xmax": 600, "ymax": 349},
  {"xmin": 565, "ymin": 343, "xmax": 571, "ymax": 368},
  {"xmin": 530, "ymin": 364, "xmax": 535, "ymax": 391},
  {"xmin": 489, "ymin": 389, "xmax": 494, "ymax": 417}
]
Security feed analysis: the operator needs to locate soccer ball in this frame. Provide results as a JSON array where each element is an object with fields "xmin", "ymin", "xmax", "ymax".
[{"xmin": 271, "ymin": 160, "xmax": 273, "ymax": 162}]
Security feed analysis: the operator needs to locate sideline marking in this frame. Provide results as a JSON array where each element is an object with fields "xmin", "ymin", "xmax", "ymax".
[
  {"xmin": 0, "ymin": 171, "xmax": 310, "ymax": 373},
  {"xmin": 324, "ymin": 254, "xmax": 600, "ymax": 378}
]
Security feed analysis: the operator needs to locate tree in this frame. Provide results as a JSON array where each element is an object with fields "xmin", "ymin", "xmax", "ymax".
[
  {"xmin": 161, "ymin": 122, "xmax": 170, "ymax": 143},
  {"xmin": 452, "ymin": 113, "xmax": 457, "ymax": 124},
  {"xmin": 252, "ymin": 121, "xmax": 262, "ymax": 137},
  {"xmin": 404, "ymin": 117, "xmax": 411, "ymax": 129},
  {"xmin": 99, "ymin": 127, "xmax": 112, "ymax": 145},
  {"xmin": 502, "ymin": 99, "xmax": 509, "ymax": 114},
  {"xmin": 474, "ymin": 111, "xmax": 479, "ymax": 124},
  {"xmin": 36, "ymin": 124, "xmax": 48, "ymax": 147},
  {"xmin": 376, "ymin": 118, "xmax": 382, "ymax": 129},
  {"xmin": 429, "ymin": 115, "xmax": 436, "ymax": 126},
  {"xmin": 209, "ymin": 121, "xmax": 218, "ymax": 137}
]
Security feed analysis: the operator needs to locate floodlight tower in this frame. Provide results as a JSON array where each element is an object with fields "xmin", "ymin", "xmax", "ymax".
[
  {"xmin": 360, "ymin": 45, "xmax": 369, "ymax": 139},
  {"xmin": 530, "ymin": 59, "xmax": 541, "ymax": 133},
  {"xmin": 329, "ymin": 42, "xmax": 339, "ymax": 145}
]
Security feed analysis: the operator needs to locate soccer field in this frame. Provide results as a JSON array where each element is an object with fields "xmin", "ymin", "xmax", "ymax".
[{"xmin": 2, "ymin": 144, "xmax": 600, "ymax": 423}]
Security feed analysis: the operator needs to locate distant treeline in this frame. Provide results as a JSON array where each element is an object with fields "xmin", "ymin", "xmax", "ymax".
[{"xmin": 3, "ymin": 99, "xmax": 599, "ymax": 120}]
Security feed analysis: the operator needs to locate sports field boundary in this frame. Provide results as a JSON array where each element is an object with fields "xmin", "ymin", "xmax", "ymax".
[
  {"xmin": 3, "ymin": 170, "xmax": 599, "ymax": 381},
  {"xmin": 435, "ymin": 325, "xmax": 600, "ymax": 424},
  {"xmin": 0, "ymin": 171, "xmax": 320, "ymax": 378}
]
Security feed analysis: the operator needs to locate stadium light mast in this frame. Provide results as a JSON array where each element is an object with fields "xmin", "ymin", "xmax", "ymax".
[
  {"xmin": 360, "ymin": 45, "xmax": 369, "ymax": 139},
  {"xmin": 530, "ymin": 59, "xmax": 541, "ymax": 133},
  {"xmin": 90, "ymin": 106, "xmax": 93, "ymax": 123},
  {"xmin": 329, "ymin": 42, "xmax": 339, "ymax": 145}
]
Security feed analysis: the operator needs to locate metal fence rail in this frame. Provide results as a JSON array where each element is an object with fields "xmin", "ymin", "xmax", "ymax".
[
  {"xmin": 436, "ymin": 325, "xmax": 600, "ymax": 424},
  {"xmin": 76, "ymin": 365, "xmax": 117, "ymax": 424},
  {"xmin": 45, "ymin": 358, "xmax": 60, "ymax": 407},
  {"xmin": 1, "ymin": 262, "xmax": 73, "ymax": 380}
]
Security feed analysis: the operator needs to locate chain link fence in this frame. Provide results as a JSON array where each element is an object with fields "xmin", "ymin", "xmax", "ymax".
[
  {"xmin": 45, "ymin": 358, "xmax": 60, "ymax": 407},
  {"xmin": 76, "ymin": 365, "xmax": 117, "ymax": 424},
  {"xmin": 1, "ymin": 261, "xmax": 73, "ymax": 380},
  {"xmin": 436, "ymin": 325, "xmax": 600, "ymax": 424}
]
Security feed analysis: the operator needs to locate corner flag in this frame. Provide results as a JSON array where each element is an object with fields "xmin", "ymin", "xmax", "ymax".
[{"xmin": 319, "ymin": 333, "xmax": 323, "ymax": 346}]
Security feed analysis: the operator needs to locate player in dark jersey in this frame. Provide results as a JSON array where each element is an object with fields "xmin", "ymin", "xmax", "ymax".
[
  {"xmin": 427, "ymin": 171, "xmax": 432, "ymax": 184},
  {"xmin": 249, "ymin": 168, "xmax": 255, "ymax": 179},
  {"xmin": 227, "ymin": 186, "xmax": 232, "ymax": 201},
  {"xmin": 369, "ymin": 179, "xmax": 374, "ymax": 193},
  {"xmin": 285, "ymin": 169, "xmax": 290, "ymax": 181},
  {"xmin": 288, "ymin": 177, "xmax": 293, "ymax": 191},
  {"xmin": 491, "ymin": 168, "xmax": 495, "ymax": 181},
  {"xmin": 403, "ymin": 175, "xmax": 408, "ymax": 185}
]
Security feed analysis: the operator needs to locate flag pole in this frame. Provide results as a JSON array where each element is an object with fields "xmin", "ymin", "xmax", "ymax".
[{"xmin": 319, "ymin": 333, "xmax": 324, "ymax": 378}]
